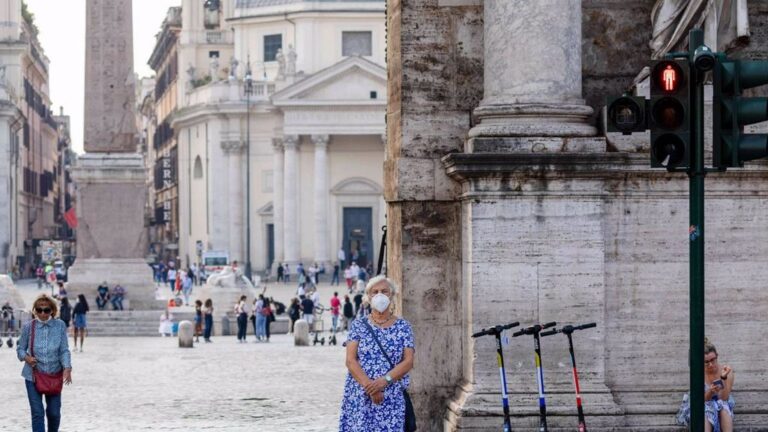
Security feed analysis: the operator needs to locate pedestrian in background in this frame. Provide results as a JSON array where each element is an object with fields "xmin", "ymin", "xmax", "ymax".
[
  {"xmin": 17, "ymin": 294, "xmax": 73, "ymax": 432},
  {"xmin": 263, "ymin": 297, "xmax": 273, "ymax": 342},
  {"xmin": 331, "ymin": 262, "xmax": 340, "ymax": 286},
  {"xmin": 167, "ymin": 266, "xmax": 177, "ymax": 294},
  {"xmin": 253, "ymin": 295, "xmax": 265, "ymax": 342},
  {"xmin": 300, "ymin": 294, "xmax": 314, "ymax": 326},
  {"xmin": 203, "ymin": 299, "xmax": 214, "ymax": 342},
  {"xmin": 339, "ymin": 276, "xmax": 415, "ymax": 431},
  {"xmin": 277, "ymin": 263, "xmax": 284, "ymax": 283},
  {"xmin": 284, "ymin": 263, "xmax": 290, "ymax": 283},
  {"xmin": 59, "ymin": 298, "xmax": 72, "ymax": 330},
  {"xmin": 235, "ymin": 295, "xmax": 248, "ymax": 343},
  {"xmin": 330, "ymin": 292, "xmax": 341, "ymax": 334},
  {"xmin": 95, "ymin": 282, "xmax": 110, "ymax": 310},
  {"xmin": 181, "ymin": 272, "xmax": 193, "ymax": 306},
  {"xmin": 110, "ymin": 284, "xmax": 125, "ymax": 311},
  {"xmin": 344, "ymin": 265, "xmax": 354, "ymax": 291},
  {"xmin": 342, "ymin": 295, "xmax": 355, "ymax": 331},
  {"xmin": 194, "ymin": 300, "xmax": 203, "ymax": 343},
  {"xmin": 288, "ymin": 298, "xmax": 301, "ymax": 334},
  {"xmin": 72, "ymin": 295, "xmax": 89, "ymax": 353}
]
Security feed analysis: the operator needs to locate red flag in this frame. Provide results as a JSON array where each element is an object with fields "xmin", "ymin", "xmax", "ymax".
[{"xmin": 64, "ymin": 207, "xmax": 78, "ymax": 229}]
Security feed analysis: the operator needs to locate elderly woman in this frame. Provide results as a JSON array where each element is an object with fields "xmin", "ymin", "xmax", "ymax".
[
  {"xmin": 339, "ymin": 275, "xmax": 415, "ymax": 431},
  {"xmin": 17, "ymin": 294, "xmax": 72, "ymax": 432}
]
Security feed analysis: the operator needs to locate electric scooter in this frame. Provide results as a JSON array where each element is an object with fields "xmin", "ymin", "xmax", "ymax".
[
  {"xmin": 512, "ymin": 322, "xmax": 556, "ymax": 432},
  {"xmin": 471, "ymin": 321, "xmax": 520, "ymax": 432},
  {"xmin": 541, "ymin": 322, "xmax": 597, "ymax": 432}
]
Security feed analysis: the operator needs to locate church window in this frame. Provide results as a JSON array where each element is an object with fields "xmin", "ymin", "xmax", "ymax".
[
  {"xmin": 193, "ymin": 156, "xmax": 203, "ymax": 179},
  {"xmin": 264, "ymin": 34, "xmax": 282, "ymax": 62},
  {"xmin": 342, "ymin": 31, "xmax": 372, "ymax": 57}
]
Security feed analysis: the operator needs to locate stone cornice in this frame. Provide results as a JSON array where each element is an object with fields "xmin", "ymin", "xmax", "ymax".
[{"xmin": 441, "ymin": 152, "xmax": 768, "ymax": 199}]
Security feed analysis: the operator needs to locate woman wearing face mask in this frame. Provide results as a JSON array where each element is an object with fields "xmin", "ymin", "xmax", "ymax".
[
  {"xmin": 17, "ymin": 294, "xmax": 72, "ymax": 432},
  {"xmin": 339, "ymin": 275, "xmax": 415, "ymax": 432}
]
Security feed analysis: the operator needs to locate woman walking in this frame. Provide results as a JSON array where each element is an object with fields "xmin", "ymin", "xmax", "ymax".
[
  {"xmin": 17, "ymin": 294, "xmax": 73, "ymax": 432},
  {"xmin": 339, "ymin": 276, "xmax": 415, "ymax": 431},
  {"xmin": 72, "ymin": 295, "xmax": 89, "ymax": 353},
  {"xmin": 235, "ymin": 295, "xmax": 248, "ymax": 343}
]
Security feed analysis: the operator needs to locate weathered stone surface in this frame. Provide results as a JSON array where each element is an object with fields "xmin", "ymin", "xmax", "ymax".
[
  {"xmin": 294, "ymin": 319, "xmax": 309, "ymax": 346},
  {"xmin": 178, "ymin": 320, "xmax": 194, "ymax": 348},
  {"xmin": 84, "ymin": 0, "xmax": 137, "ymax": 153}
]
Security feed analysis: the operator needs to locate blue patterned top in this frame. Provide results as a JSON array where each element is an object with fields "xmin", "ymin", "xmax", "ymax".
[
  {"xmin": 339, "ymin": 317, "xmax": 414, "ymax": 432},
  {"xmin": 16, "ymin": 319, "xmax": 72, "ymax": 382}
]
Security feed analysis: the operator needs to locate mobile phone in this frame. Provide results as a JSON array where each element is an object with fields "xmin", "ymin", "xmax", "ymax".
[{"xmin": 712, "ymin": 379, "xmax": 724, "ymax": 388}]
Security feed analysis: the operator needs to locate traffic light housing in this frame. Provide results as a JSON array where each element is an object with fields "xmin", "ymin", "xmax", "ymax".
[
  {"xmin": 649, "ymin": 59, "xmax": 691, "ymax": 169},
  {"xmin": 607, "ymin": 95, "xmax": 647, "ymax": 135},
  {"xmin": 713, "ymin": 57, "xmax": 768, "ymax": 168}
]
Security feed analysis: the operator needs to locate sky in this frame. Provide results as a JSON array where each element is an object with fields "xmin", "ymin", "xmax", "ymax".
[{"xmin": 25, "ymin": 0, "xmax": 182, "ymax": 154}]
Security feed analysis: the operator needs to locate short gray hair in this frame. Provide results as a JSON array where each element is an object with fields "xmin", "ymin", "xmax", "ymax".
[{"xmin": 365, "ymin": 275, "xmax": 398, "ymax": 296}]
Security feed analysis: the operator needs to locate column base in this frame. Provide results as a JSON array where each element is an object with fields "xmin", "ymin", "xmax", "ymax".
[
  {"xmin": 66, "ymin": 258, "xmax": 162, "ymax": 310},
  {"xmin": 469, "ymin": 103, "xmax": 597, "ymax": 138},
  {"xmin": 445, "ymin": 382, "xmax": 628, "ymax": 431}
]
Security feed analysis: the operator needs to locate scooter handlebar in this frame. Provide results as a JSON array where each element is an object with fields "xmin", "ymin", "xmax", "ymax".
[
  {"xmin": 540, "ymin": 328, "xmax": 558, "ymax": 337},
  {"xmin": 577, "ymin": 322, "xmax": 597, "ymax": 331},
  {"xmin": 471, "ymin": 321, "xmax": 520, "ymax": 338},
  {"xmin": 512, "ymin": 321, "xmax": 557, "ymax": 337},
  {"xmin": 542, "ymin": 321, "xmax": 557, "ymax": 329}
]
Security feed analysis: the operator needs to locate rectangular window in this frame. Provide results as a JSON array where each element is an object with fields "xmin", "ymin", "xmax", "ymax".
[
  {"xmin": 342, "ymin": 31, "xmax": 372, "ymax": 57},
  {"xmin": 263, "ymin": 34, "xmax": 282, "ymax": 62},
  {"xmin": 263, "ymin": 170, "xmax": 274, "ymax": 193}
]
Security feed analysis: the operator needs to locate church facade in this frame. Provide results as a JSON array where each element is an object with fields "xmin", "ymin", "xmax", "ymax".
[
  {"xmin": 386, "ymin": 0, "xmax": 768, "ymax": 430},
  {"xmin": 148, "ymin": 0, "xmax": 386, "ymax": 273}
]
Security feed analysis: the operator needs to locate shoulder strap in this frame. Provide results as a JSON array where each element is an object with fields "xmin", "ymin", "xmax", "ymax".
[
  {"xmin": 29, "ymin": 322, "xmax": 36, "ymax": 357},
  {"xmin": 362, "ymin": 318, "xmax": 395, "ymax": 369}
]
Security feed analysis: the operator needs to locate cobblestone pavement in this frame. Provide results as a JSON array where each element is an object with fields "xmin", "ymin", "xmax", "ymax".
[{"xmin": 0, "ymin": 334, "xmax": 347, "ymax": 431}]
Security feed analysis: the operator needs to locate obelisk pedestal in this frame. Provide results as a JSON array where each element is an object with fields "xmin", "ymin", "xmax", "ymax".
[{"xmin": 66, "ymin": 0, "xmax": 156, "ymax": 309}]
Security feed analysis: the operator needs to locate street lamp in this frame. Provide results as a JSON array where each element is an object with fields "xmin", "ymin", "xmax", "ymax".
[{"xmin": 244, "ymin": 58, "xmax": 253, "ymax": 282}]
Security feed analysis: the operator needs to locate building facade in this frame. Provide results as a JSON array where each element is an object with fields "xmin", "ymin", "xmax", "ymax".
[
  {"xmin": 149, "ymin": 0, "xmax": 387, "ymax": 275},
  {"xmin": 0, "ymin": 0, "xmax": 72, "ymax": 276},
  {"xmin": 387, "ymin": 0, "xmax": 768, "ymax": 430}
]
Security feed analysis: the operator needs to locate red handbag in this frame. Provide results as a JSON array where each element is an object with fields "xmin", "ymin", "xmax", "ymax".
[{"xmin": 29, "ymin": 323, "xmax": 64, "ymax": 396}]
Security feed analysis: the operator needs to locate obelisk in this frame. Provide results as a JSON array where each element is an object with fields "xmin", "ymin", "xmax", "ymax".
[{"xmin": 66, "ymin": 0, "xmax": 156, "ymax": 309}]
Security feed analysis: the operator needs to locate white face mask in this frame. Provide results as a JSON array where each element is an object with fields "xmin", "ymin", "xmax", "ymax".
[{"xmin": 371, "ymin": 293, "xmax": 391, "ymax": 313}]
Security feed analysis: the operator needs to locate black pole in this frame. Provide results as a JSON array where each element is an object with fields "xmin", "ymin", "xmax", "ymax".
[
  {"xmin": 687, "ymin": 29, "xmax": 706, "ymax": 432},
  {"xmin": 376, "ymin": 225, "xmax": 386, "ymax": 276}
]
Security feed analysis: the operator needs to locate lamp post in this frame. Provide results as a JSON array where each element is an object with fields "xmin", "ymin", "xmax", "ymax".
[{"xmin": 243, "ymin": 59, "xmax": 253, "ymax": 282}]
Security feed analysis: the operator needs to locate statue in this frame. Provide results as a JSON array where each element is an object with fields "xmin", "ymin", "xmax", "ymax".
[
  {"xmin": 209, "ymin": 55, "xmax": 220, "ymax": 80},
  {"xmin": 229, "ymin": 57, "xmax": 239, "ymax": 80},
  {"xmin": 276, "ymin": 49, "xmax": 286, "ymax": 80},
  {"xmin": 650, "ymin": 0, "xmax": 750, "ymax": 59},
  {"xmin": 286, "ymin": 45, "xmax": 297, "ymax": 77}
]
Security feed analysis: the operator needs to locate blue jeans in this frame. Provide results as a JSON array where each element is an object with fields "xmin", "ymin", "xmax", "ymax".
[
  {"xmin": 204, "ymin": 314, "xmax": 213, "ymax": 340},
  {"xmin": 25, "ymin": 379, "xmax": 61, "ymax": 432},
  {"xmin": 256, "ymin": 314, "xmax": 267, "ymax": 339},
  {"xmin": 331, "ymin": 272, "xmax": 340, "ymax": 285},
  {"xmin": 111, "ymin": 296, "xmax": 123, "ymax": 310},
  {"xmin": 331, "ymin": 315, "xmax": 339, "ymax": 333}
]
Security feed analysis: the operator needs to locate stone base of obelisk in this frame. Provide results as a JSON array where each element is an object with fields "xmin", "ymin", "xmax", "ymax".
[
  {"xmin": 66, "ymin": 259, "xmax": 162, "ymax": 310},
  {"xmin": 67, "ymin": 153, "xmax": 160, "ymax": 310}
]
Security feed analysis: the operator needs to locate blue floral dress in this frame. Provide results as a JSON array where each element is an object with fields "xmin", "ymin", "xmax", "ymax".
[{"xmin": 339, "ymin": 317, "xmax": 415, "ymax": 432}]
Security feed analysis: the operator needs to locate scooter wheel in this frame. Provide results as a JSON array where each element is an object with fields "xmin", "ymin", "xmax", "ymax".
[{"xmin": 320, "ymin": 338, "xmax": 326, "ymax": 346}]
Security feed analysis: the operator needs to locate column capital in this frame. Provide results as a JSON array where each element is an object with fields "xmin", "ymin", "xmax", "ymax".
[
  {"xmin": 283, "ymin": 135, "xmax": 299, "ymax": 150},
  {"xmin": 311, "ymin": 134, "xmax": 330, "ymax": 149},
  {"xmin": 221, "ymin": 140, "xmax": 245, "ymax": 153},
  {"xmin": 272, "ymin": 138, "xmax": 284, "ymax": 151}
]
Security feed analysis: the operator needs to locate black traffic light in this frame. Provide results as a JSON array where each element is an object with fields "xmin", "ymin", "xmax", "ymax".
[
  {"xmin": 607, "ymin": 95, "xmax": 646, "ymax": 135},
  {"xmin": 713, "ymin": 56, "xmax": 768, "ymax": 168},
  {"xmin": 649, "ymin": 59, "xmax": 691, "ymax": 169}
]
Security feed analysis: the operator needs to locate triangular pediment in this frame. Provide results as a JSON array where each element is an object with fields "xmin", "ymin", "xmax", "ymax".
[{"xmin": 272, "ymin": 56, "xmax": 386, "ymax": 105}]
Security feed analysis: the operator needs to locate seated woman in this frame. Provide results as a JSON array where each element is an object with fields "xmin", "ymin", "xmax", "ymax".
[
  {"xmin": 704, "ymin": 338, "xmax": 734, "ymax": 432},
  {"xmin": 680, "ymin": 338, "xmax": 736, "ymax": 431}
]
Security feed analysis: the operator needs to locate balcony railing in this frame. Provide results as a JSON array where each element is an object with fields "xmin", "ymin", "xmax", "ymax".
[{"xmin": 185, "ymin": 79, "xmax": 274, "ymax": 107}]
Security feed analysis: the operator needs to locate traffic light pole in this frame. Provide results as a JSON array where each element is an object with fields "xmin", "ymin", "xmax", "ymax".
[{"xmin": 686, "ymin": 29, "xmax": 706, "ymax": 432}]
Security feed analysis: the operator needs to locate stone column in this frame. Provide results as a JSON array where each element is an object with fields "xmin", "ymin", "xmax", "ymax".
[
  {"xmin": 223, "ymin": 140, "xmax": 244, "ymax": 263},
  {"xmin": 311, "ymin": 135, "xmax": 330, "ymax": 264},
  {"xmin": 469, "ymin": 0, "xmax": 596, "ymax": 140},
  {"xmin": 282, "ymin": 135, "xmax": 299, "ymax": 263},
  {"xmin": 272, "ymin": 138, "xmax": 285, "ymax": 267}
]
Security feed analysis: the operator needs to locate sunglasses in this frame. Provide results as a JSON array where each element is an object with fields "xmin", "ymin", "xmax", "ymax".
[{"xmin": 35, "ymin": 307, "xmax": 52, "ymax": 314}]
